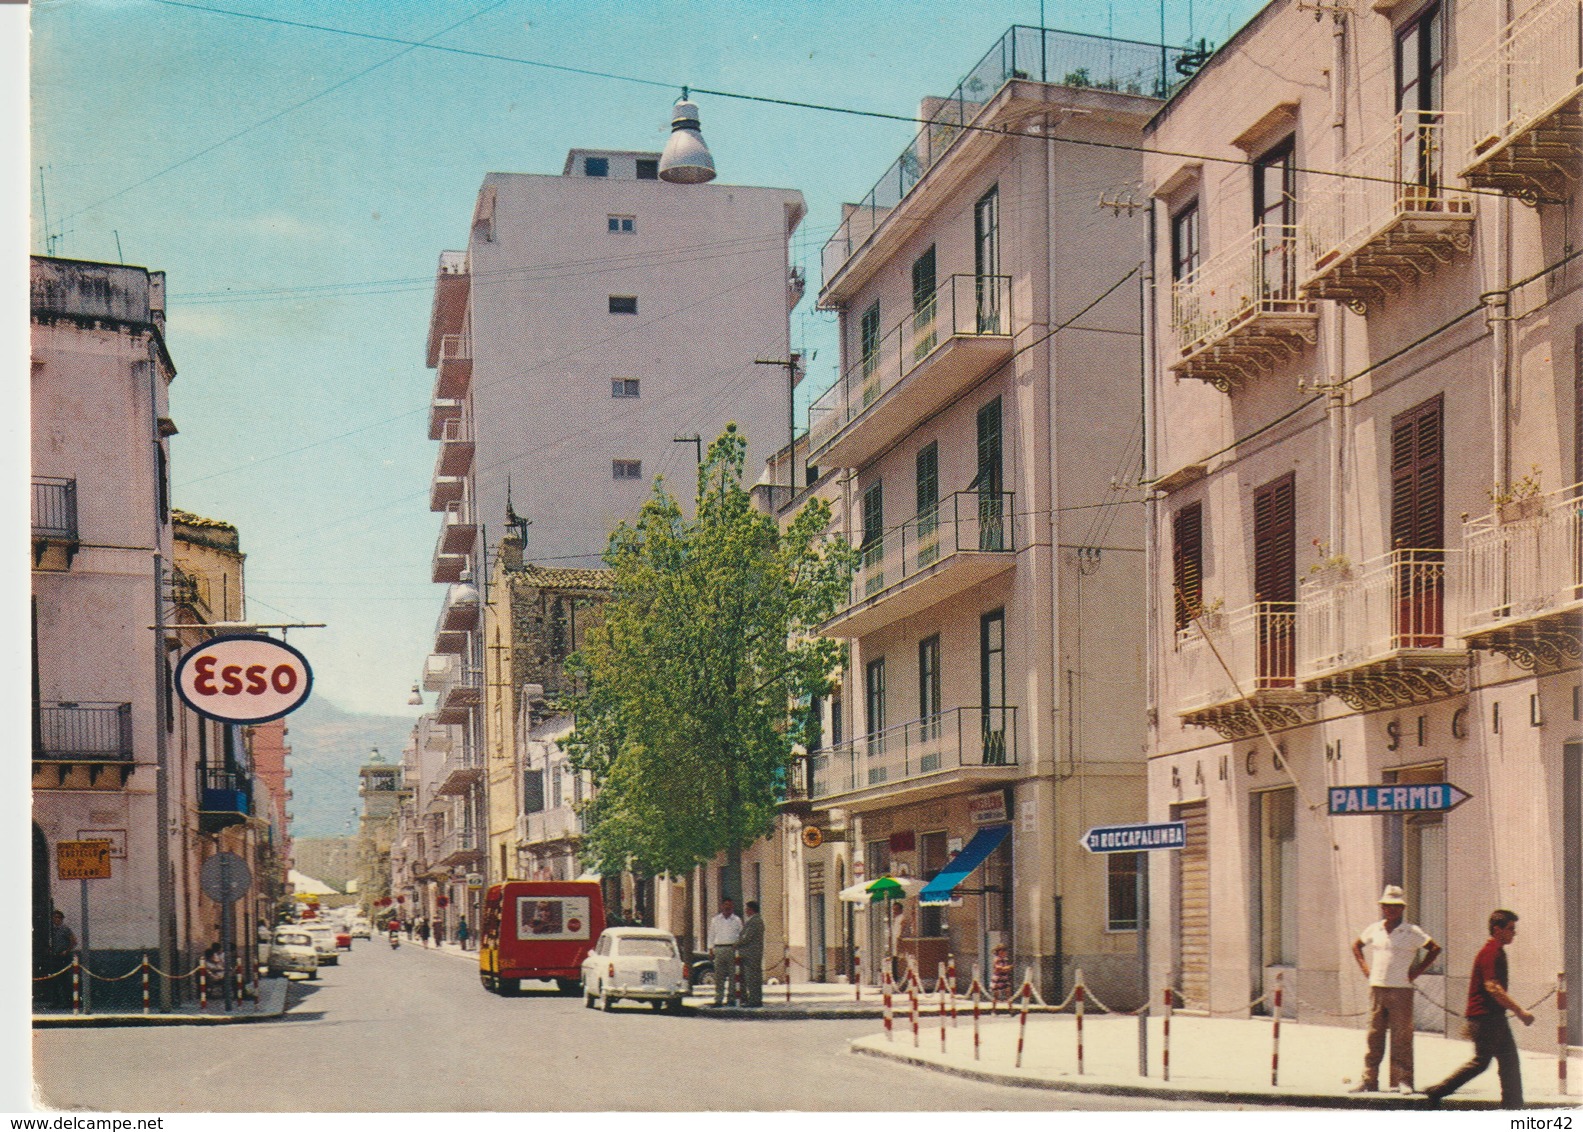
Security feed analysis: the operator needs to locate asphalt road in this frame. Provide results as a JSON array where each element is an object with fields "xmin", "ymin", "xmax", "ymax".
[{"xmin": 33, "ymin": 941, "xmax": 1221, "ymax": 1112}]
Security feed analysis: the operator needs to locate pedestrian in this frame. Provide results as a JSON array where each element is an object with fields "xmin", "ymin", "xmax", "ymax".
[
  {"xmin": 739, "ymin": 900, "xmax": 765, "ymax": 1008},
  {"xmin": 990, "ymin": 943, "xmax": 1013, "ymax": 1007},
  {"xmin": 418, "ymin": 916, "xmax": 431, "ymax": 948},
  {"xmin": 457, "ymin": 916, "xmax": 470, "ymax": 951},
  {"xmin": 45, "ymin": 910, "xmax": 77, "ymax": 1007},
  {"xmin": 1425, "ymin": 909, "xmax": 1535, "ymax": 1108},
  {"xmin": 706, "ymin": 896, "xmax": 743, "ymax": 1007},
  {"xmin": 405, "ymin": 916, "xmax": 414, "ymax": 940},
  {"xmin": 1349, "ymin": 884, "xmax": 1441, "ymax": 1093},
  {"xmin": 203, "ymin": 943, "xmax": 226, "ymax": 988},
  {"xmin": 433, "ymin": 916, "xmax": 445, "ymax": 946}
]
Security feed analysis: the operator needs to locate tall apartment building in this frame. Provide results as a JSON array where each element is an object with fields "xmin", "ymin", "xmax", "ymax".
[
  {"xmin": 416, "ymin": 143, "xmax": 808, "ymax": 933},
  {"xmin": 1143, "ymin": 0, "xmax": 1580, "ymax": 1045},
  {"xmin": 803, "ymin": 27, "xmax": 1188, "ymax": 1002}
]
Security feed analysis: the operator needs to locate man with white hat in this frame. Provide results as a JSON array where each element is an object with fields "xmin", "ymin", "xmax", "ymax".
[{"xmin": 1350, "ymin": 884, "xmax": 1441, "ymax": 1093}]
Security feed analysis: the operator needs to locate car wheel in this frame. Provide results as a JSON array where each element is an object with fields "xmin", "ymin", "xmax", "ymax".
[
  {"xmin": 584, "ymin": 983, "xmax": 596, "ymax": 1009},
  {"xmin": 666, "ymin": 997, "xmax": 684, "ymax": 1013},
  {"xmin": 650, "ymin": 999, "xmax": 664, "ymax": 1011},
  {"xmin": 555, "ymin": 978, "xmax": 580, "ymax": 996},
  {"xmin": 600, "ymin": 985, "xmax": 615, "ymax": 1012},
  {"xmin": 307, "ymin": 970, "xmax": 318, "ymax": 980}
]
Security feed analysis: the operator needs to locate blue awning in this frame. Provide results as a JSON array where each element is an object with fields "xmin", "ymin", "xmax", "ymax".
[{"xmin": 918, "ymin": 824, "xmax": 1011, "ymax": 906}]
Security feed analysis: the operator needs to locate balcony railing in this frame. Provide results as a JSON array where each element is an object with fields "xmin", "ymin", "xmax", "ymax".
[
  {"xmin": 200, "ymin": 765, "xmax": 253, "ymax": 817},
  {"xmin": 436, "ymin": 750, "xmax": 484, "ymax": 796},
  {"xmin": 822, "ymin": 25, "xmax": 1190, "ymax": 286},
  {"xmin": 1176, "ymin": 602, "xmax": 1319, "ymax": 739},
  {"xmin": 811, "ymin": 705, "xmax": 1017, "ymax": 801},
  {"xmin": 428, "ymin": 398, "xmax": 464, "ymax": 442},
  {"xmin": 434, "ymin": 658, "xmax": 483, "ymax": 723},
  {"xmin": 1455, "ymin": 0, "xmax": 1583, "ymax": 197},
  {"xmin": 438, "ymin": 828, "xmax": 481, "ymax": 864},
  {"xmin": 434, "ymin": 413, "xmax": 475, "ymax": 478},
  {"xmin": 520, "ymin": 806, "xmax": 583, "ymax": 845},
  {"xmin": 1460, "ymin": 484, "xmax": 1583, "ymax": 668},
  {"xmin": 809, "ymin": 275, "xmax": 1012, "ymax": 462},
  {"xmin": 437, "ymin": 499, "xmax": 478, "ymax": 558},
  {"xmin": 32, "ymin": 477, "xmax": 80, "ymax": 569},
  {"xmin": 434, "ymin": 334, "xmax": 473, "ymax": 400},
  {"xmin": 1299, "ymin": 549, "xmax": 1468, "ymax": 709},
  {"xmin": 1301, "ymin": 111, "xmax": 1473, "ymax": 310},
  {"xmin": 34, "ymin": 702, "xmax": 133, "ymax": 761}
]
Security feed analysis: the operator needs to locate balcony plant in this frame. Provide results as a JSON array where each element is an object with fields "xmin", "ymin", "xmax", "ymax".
[
  {"xmin": 1489, "ymin": 464, "xmax": 1544, "ymax": 524},
  {"xmin": 1307, "ymin": 539, "xmax": 1353, "ymax": 584}
]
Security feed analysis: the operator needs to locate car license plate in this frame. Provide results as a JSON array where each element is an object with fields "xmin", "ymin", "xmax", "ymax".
[{"xmin": 641, "ymin": 971, "xmax": 656, "ymax": 985}]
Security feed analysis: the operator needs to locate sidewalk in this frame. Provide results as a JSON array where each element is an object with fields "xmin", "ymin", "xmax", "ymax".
[
  {"xmin": 852, "ymin": 1010, "xmax": 1583, "ymax": 1110},
  {"xmin": 32, "ymin": 975, "xmax": 289, "ymax": 1028}
]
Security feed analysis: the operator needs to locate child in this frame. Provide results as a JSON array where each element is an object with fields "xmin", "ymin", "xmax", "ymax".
[{"xmin": 990, "ymin": 943, "xmax": 1013, "ymax": 1011}]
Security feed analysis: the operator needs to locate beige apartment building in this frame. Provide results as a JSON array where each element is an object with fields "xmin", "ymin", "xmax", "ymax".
[
  {"xmin": 804, "ymin": 27, "xmax": 1191, "ymax": 1003},
  {"xmin": 1143, "ymin": 0, "xmax": 1580, "ymax": 1047}
]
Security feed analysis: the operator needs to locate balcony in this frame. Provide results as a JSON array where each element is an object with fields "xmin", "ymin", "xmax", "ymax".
[
  {"xmin": 436, "ymin": 828, "xmax": 483, "ymax": 868},
  {"xmin": 822, "ymin": 25, "xmax": 1191, "ymax": 292},
  {"xmin": 429, "ymin": 398, "xmax": 464, "ymax": 441},
  {"xmin": 436, "ymin": 500, "xmax": 478, "ymax": 559},
  {"xmin": 31, "ymin": 477, "xmax": 80, "ymax": 571},
  {"xmin": 435, "ymin": 751, "xmax": 484, "ymax": 796},
  {"xmin": 33, "ymin": 702, "xmax": 135, "ymax": 788},
  {"xmin": 1460, "ymin": 484, "xmax": 1583, "ymax": 670},
  {"xmin": 429, "ymin": 475, "xmax": 466, "ymax": 513},
  {"xmin": 809, "ymin": 275, "xmax": 1013, "ymax": 469},
  {"xmin": 1175, "ymin": 602, "xmax": 1320, "ymax": 739},
  {"xmin": 1301, "ymin": 112, "xmax": 1473, "ymax": 312},
  {"xmin": 421, "ymin": 654, "xmax": 451, "ymax": 692},
  {"xmin": 434, "ymin": 413, "xmax": 475, "ymax": 478},
  {"xmin": 418, "ymin": 715, "xmax": 458, "ymax": 752},
  {"xmin": 434, "ymin": 577, "xmax": 480, "ymax": 655},
  {"xmin": 432, "ymin": 657, "xmax": 483, "ymax": 724},
  {"xmin": 426, "ymin": 251, "xmax": 469, "ymax": 366},
  {"xmin": 1456, "ymin": 0, "xmax": 1583, "ymax": 200},
  {"xmin": 199, "ymin": 765, "xmax": 253, "ymax": 832},
  {"xmin": 1299, "ymin": 549, "xmax": 1468, "ymax": 711},
  {"xmin": 820, "ymin": 491, "xmax": 1017, "ymax": 638},
  {"xmin": 1168, "ymin": 224, "xmax": 1319, "ymax": 391},
  {"xmin": 517, "ymin": 806, "xmax": 583, "ymax": 846},
  {"xmin": 432, "ymin": 539, "xmax": 467, "ymax": 584},
  {"xmin": 810, "ymin": 706, "xmax": 1018, "ymax": 811},
  {"xmin": 433, "ymin": 334, "xmax": 473, "ymax": 400},
  {"xmin": 169, "ymin": 565, "xmax": 215, "ymax": 621}
]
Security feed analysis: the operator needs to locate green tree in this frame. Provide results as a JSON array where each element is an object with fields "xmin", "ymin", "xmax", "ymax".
[{"xmin": 564, "ymin": 425, "xmax": 854, "ymax": 899}]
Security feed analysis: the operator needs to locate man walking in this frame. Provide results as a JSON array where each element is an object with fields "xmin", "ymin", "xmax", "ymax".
[
  {"xmin": 46, "ymin": 910, "xmax": 77, "ymax": 1007},
  {"xmin": 1349, "ymin": 884, "xmax": 1441, "ymax": 1093},
  {"xmin": 706, "ymin": 896, "xmax": 743, "ymax": 1007},
  {"xmin": 738, "ymin": 900, "xmax": 765, "ymax": 1008},
  {"xmin": 1425, "ymin": 909, "xmax": 1534, "ymax": 1108}
]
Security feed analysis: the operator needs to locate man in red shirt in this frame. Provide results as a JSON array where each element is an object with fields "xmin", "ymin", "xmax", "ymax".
[{"xmin": 1424, "ymin": 909, "xmax": 1534, "ymax": 1108}]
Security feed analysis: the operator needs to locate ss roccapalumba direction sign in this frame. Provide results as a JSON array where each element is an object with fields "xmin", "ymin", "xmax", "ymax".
[
  {"xmin": 175, "ymin": 634, "xmax": 313, "ymax": 724},
  {"xmin": 1080, "ymin": 821, "xmax": 1187, "ymax": 853}
]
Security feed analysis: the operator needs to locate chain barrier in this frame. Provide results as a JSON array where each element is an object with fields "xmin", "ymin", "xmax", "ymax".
[
  {"xmin": 31, "ymin": 964, "xmax": 74, "ymax": 982},
  {"xmin": 1295, "ymin": 996, "xmax": 1373, "ymax": 1018}
]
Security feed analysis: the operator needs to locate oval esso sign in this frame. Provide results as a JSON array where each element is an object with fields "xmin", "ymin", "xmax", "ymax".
[{"xmin": 176, "ymin": 635, "xmax": 313, "ymax": 724}]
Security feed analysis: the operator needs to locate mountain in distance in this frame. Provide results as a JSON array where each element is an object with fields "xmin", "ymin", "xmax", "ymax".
[{"xmin": 280, "ymin": 694, "xmax": 415, "ymax": 839}]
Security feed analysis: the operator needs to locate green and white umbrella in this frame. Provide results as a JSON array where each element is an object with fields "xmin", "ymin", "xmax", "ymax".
[{"xmin": 837, "ymin": 875, "xmax": 925, "ymax": 904}]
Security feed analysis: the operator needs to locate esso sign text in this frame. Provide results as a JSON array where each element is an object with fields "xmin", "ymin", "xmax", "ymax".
[{"xmin": 176, "ymin": 635, "xmax": 313, "ymax": 724}]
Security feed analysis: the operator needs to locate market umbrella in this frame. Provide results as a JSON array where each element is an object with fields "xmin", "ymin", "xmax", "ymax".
[{"xmin": 836, "ymin": 875, "xmax": 925, "ymax": 982}]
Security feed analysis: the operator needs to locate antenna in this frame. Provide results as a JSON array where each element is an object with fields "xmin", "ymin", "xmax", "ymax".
[
  {"xmin": 114, "ymin": 230, "xmax": 125, "ymax": 264},
  {"xmin": 38, "ymin": 166, "xmax": 56, "ymax": 256}
]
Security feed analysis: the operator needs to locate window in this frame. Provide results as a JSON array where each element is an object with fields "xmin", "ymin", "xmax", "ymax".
[
  {"xmin": 975, "ymin": 186, "xmax": 1001, "ymax": 331},
  {"xmin": 611, "ymin": 378, "xmax": 640, "ymax": 398},
  {"xmin": 911, "ymin": 246, "xmax": 937, "ymax": 360},
  {"xmin": 612, "ymin": 459, "xmax": 642, "ymax": 480},
  {"xmin": 861, "ymin": 480, "xmax": 884, "ymax": 595},
  {"xmin": 608, "ymin": 215, "xmax": 635, "ymax": 233},
  {"xmin": 860, "ymin": 301, "xmax": 881, "ymax": 391},
  {"xmin": 1253, "ymin": 473, "xmax": 1297, "ymax": 686},
  {"xmin": 1396, "ymin": 3, "xmax": 1444, "ymax": 186},
  {"xmin": 1253, "ymin": 138, "xmax": 1297, "ymax": 295},
  {"xmin": 976, "ymin": 398, "xmax": 1004, "ymax": 551},
  {"xmin": 915, "ymin": 442, "xmax": 939, "ymax": 561},
  {"xmin": 830, "ymin": 688, "xmax": 843, "ymax": 746},
  {"xmin": 1255, "ymin": 787, "xmax": 1297, "ymax": 966},
  {"xmin": 1391, "ymin": 396, "xmax": 1445, "ymax": 646},
  {"xmin": 1107, "ymin": 853, "xmax": 1141, "ymax": 931},
  {"xmin": 865, "ymin": 658, "xmax": 887, "ymax": 779},
  {"xmin": 635, "ymin": 158, "xmax": 659, "ymax": 180},
  {"xmin": 522, "ymin": 769, "xmax": 544, "ymax": 814},
  {"xmin": 1172, "ymin": 503, "xmax": 1203, "ymax": 632},
  {"xmin": 584, "ymin": 156, "xmax": 609, "ymax": 177},
  {"xmin": 918, "ymin": 635, "xmax": 941, "ymax": 743},
  {"xmin": 1171, "ymin": 202, "xmax": 1201, "ymax": 281},
  {"xmin": 980, "ymin": 609, "xmax": 1007, "ymax": 764},
  {"xmin": 608, "ymin": 295, "xmax": 637, "ymax": 314}
]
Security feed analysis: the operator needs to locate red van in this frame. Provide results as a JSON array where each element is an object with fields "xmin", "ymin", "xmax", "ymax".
[{"xmin": 479, "ymin": 880, "xmax": 605, "ymax": 995}]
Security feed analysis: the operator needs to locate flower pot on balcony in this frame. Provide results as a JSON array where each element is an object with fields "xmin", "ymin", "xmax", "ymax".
[
  {"xmin": 1309, "ymin": 564, "xmax": 1354, "ymax": 587},
  {"xmin": 1497, "ymin": 497, "xmax": 1544, "ymax": 524}
]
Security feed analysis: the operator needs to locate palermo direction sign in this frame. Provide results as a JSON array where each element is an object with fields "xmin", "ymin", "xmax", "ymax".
[
  {"xmin": 176, "ymin": 634, "xmax": 313, "ymax": 725},
  {"xmin": 1328, "ymin": 782, "xmax": 1471, "ymax": 816}
]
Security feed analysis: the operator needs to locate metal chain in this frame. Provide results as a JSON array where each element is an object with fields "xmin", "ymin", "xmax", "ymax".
[{"xmin": 31, "ymin": 964, "xmax": 74, "ymax": 982}]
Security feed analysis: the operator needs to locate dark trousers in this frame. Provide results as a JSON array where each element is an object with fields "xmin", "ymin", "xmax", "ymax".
[
  {"xmin": 740, "ymin": 949, "xmax": 763, "ymax": 1006},
  {"xmin": 1429, "ymin": 1013, "xmax": 1523, "ymax": 1107}
]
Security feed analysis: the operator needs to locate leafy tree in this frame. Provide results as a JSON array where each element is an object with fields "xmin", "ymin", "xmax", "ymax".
[{"xmin": 564, "ymin": 425, "xmax": 854, "ymax": 898}]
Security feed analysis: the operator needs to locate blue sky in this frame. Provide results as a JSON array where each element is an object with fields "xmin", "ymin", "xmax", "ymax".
[{"xmin": 28, "ymin": 0, "xmax": 1265, "ymax": 718}]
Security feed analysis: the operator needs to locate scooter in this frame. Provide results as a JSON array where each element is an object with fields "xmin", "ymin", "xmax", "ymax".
[{"xmin": 389, "ymin": 930, "xmax": 401, "ymax": 950}]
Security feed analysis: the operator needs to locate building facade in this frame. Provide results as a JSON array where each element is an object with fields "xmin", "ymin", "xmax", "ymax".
[
  {"xmin": 1143, "ymin": 0, "xmax": 1580, "ymax": 1046},
  {"xmin": 804, "ymin": 27, "xmax": 1188, "ymax": 1002}
]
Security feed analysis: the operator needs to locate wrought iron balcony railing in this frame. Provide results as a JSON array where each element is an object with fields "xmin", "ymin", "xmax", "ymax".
[
  {"xmin": 1460, "ymin": 484, "xmax": 1583, "ymax": 668},
  {"xmin": 1176, "ymin": 602, "xmax": 1319, "ymax": 739},
  {"xmin": 32, "ymin": 477, "xmax": 79, "ymax": 541},
  {"xmin": 811, "ymin": 705, "xmax": 1017, "ymax": 800},
  {"xmin": 849, "ymin": 490, "xmax": 1015, "ymax": 602},
  {"xmin": 34, "ymin": 702, "xmax": 133, "ymax": 761}
]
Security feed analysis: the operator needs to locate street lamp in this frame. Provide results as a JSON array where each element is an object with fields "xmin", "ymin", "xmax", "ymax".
[{"xmin": 658, "ymin": 92, "xmax": 716, "ymax": 184}]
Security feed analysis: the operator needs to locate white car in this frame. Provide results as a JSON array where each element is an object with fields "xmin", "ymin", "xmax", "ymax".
[
  {"xmin": 349, "ymin": 918, "xmax": 373, "ymax": 939},
  {"xmin": 581, "ymin": 927, "xmax": 688, "ymax": 1012},
  {"xmin": 268, "ymin": 930, "xmax": 320, "ymax": 979},
  {"xmin": 302, "ymin": 923, "xmax": 339, "ymax": 966}
]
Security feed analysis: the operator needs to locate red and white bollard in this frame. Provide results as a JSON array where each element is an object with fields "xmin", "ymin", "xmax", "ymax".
[
  {"xmin": 909, "ymin": 974, "xmax": 920, "ymax": 1048},
  {"xmin": 1075, "ymin": 968, "xmax": 1086, "ymax": 1076},
  {"xmin": 1162, "ymin": 987, "xmax": 1173, "ymax": 1082},
  {"xmin": 784, "ymin": 944, "xmax": 791, "ymax": 1005},
  {"xmin": 1014, "ymin": 974, "xmax": 1032, "ymax": 1069},
  {"xmin": 854, "ymin": 954, "xmax": 861, "ymax": 1002},
  {"xmin": 1270, "ymin": 970, "xmax": 1284, "ymax": 1087},
  {"xmin": 198, "ymin": 968, "xmax": 208, "ymax": 1012},
  {"xmin": 971, "ymin": 976, "xmax": 982, "ymax": 1061},
  {"xmin": 947, "ymin": 954, "xmax": 958, "ymax": 1026},
  {"xmin": 882, "ymin": 973, "xmax": 895, "ymax": 1042},
  {"xmin": 1558, "ymin": 972, "xmax": 1569, "ymax": 1097},
  {"xmin": 938, "ymin": 962, "xmax": 948, "ymax": 1052},
  {"xmin": 733, "ymin": 954, "xmax": 743, "ymax": 1007},
  {"xmin": 71, "ymin": 956, "xmax": 82, "ymax": 1015},
  {"xmin": 141, "ymin": 955, "xmax": 150, "ymax": 1015}
]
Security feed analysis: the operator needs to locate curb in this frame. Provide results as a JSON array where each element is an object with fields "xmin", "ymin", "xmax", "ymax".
[
  {"xmin": 850, "ymin": 1042, "xmax": 1576, "ymax": 1111},
  {"xmin": 32, "ymin": 979, "xmax": 290, "ymax": 1028},
  {"xmin": 689, "ymin": 1004, "xmax": 888, "ymax": 1019}
]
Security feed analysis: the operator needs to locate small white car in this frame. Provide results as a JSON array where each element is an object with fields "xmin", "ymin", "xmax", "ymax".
[
  {"xmin": 269, "ymin": 930, "xmax": 320, "ymax": 979},
  {"xmin": 581, "ymin": 927, "xmax": 688, "ymax": 1012},
  {"xmin": 349, "ymin": 918, "xmax": 373, "ymax": 939},
  {"xmin": 302, "ymin": 923, "xmax": 339, "ymax": 965}
]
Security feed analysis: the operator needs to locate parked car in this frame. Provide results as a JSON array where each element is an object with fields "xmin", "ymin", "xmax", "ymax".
[
  {"xmin": 335, "ymin": 928, "xmax": 353, "ymax": 951},
  {"xmin": 302, "ymin": 923, "xmax": 339, "ymax": 965},
  {"xmin": 269, "ymin": 929, "xmax": 319, "ymax": 979},
  {"xmin": 688, "ymin": 952, "xmax": 715, "ymax": 990},
  {"xmin": 349, "ymin": 918, "xmax": 373, "ymax": 939},
  {"xmin": 480, "ymin": 879, "xmax": 604, "ymax": 996},
  {"xmin": 581, "ymin": 927, "xmax": 688, "ymax": 1012}
]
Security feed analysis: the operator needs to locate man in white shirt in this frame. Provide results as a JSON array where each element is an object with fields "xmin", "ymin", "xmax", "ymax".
[
  {"xmin": 706, "ymin": 896, "xmax": 744, "ymax": 1007},
  {"xmin": 1350, "ymin": 884, "xmax": 1441, "ymax": 1093}
]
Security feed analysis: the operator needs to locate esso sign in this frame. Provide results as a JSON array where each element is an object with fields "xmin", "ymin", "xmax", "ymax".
[{"xmin": 176, "ymin": 634, "xmax": 313, "ymax": 724}]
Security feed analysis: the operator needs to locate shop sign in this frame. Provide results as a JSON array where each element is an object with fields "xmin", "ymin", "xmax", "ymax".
[
  {"xmin": 968, "ymin": 791, "xmax": 1007, "ymax": 825},
  {"xmin": 176, "ymin": 634, "xmax": 313, "ymax": 724}
]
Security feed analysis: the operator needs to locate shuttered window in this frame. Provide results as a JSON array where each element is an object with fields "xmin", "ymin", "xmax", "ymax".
[
  {"xmin": 1173, "ymin": 800, "xmax": 1210, "ymax": 1008},
  {"xmin": 1172, "ymin": 503, "xmax": 1203, "ymax": 631},
  {"xmin": 1390, "ymin": 396, "xmax": 1444, "ymax": 552},
  {"xmin": 1253, "ymin": 474, "xmax": 1297, "ymax": 604}
]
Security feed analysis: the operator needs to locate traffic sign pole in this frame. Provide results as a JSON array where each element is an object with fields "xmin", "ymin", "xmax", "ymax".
[{"xmin": 79, "ymin": 878, "xmax": 91, "ymax": 1016}]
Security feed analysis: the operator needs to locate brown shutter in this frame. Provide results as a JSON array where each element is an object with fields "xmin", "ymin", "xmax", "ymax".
[
  {"xmin": 1172, "ymin": 503, "xmax": 1203, "ymax": 630},
  {"xmin": 1390, "ymin": 396, "xmax": 1444, "ymax": 551},
  {"xmin": 1253, "ymin": 474, "xmax": 1297, "ymax": 604},
  {"xmin": 1173, "ymin": 800, "xmax": 1210, "ymax": 1008}
]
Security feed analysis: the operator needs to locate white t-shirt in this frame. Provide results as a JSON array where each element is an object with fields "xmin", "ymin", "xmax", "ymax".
[
  {"xmin": 708, "ymin": 912, "xmax": 743, "ymax": 948},
  {"xmin": 1358, "ymin": 918, "xmax": 1433, "ymax": 987}
]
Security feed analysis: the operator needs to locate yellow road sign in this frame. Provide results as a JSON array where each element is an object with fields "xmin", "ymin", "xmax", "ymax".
[{"xmin": 58, "ymin": 840, "xmax": 112, "ymax": 881}]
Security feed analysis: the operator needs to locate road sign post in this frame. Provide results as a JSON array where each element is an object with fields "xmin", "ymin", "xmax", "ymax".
[
  {"xmin": 201, "ymin": 852, "xmax": 253, "ymax": 1014},
  {"xmin": 57, "ymin": 841, "xmax": 111, "ymax": 1015},
  {"xmin": 1081, "ymin": 821, "xmax": 1186, "ymax": 1078},
  {"xmin": 1326, "ymin": 783, "xmax": 1471, "ymax": 815}
]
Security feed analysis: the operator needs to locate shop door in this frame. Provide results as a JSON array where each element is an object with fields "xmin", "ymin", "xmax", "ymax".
[
  {"xmin": 806, "ymin": 861, "xmax": 827, "ymax": 983},
  {"xmin": 1173, "ymin": 800, "xmax": 1210, "ymax": 1009}
]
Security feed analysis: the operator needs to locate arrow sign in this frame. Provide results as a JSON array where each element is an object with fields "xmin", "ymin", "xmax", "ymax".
[
  {"xmin": 1327, "ymin": 782, "xmax": 1472, "ymax": 816},
  {"xmin": 1081, "ymin": 821, "xmax": 1186, "ymax": 853}
]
